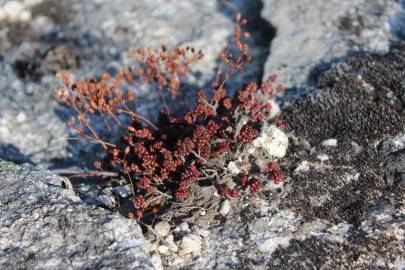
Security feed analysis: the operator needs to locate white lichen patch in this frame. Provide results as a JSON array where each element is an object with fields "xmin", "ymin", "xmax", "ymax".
[
  {"xmin": 321, "ymin": 223, "xmax": 352, "ymax": 244},
  {"xmin": 252, "ymin": 124, "xmax": 288, "ymax": 158}
]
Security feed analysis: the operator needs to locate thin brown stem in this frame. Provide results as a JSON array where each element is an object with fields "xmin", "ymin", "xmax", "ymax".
[
  {"xmin": 85, "ymin": 123, "xmax": 110, "ymax": 149},
  {"xmin": 118, "ymin": 107, "xmax": 158, "ymax": 131},
  {"xmin": 51, "ymin": 169, "xmax": 119, "ymax": 177},
  {"xmin": 218, "ymin": 0, "xmax": 238, "ymax": 11}
]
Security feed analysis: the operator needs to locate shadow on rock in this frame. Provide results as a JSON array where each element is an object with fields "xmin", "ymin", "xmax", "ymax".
[{"xmin": 0, "ymin": 143, "xmax": 33, "ymax": 164}]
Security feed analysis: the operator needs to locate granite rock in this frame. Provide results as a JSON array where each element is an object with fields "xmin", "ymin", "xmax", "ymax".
[{"xmin": 0, "ymin": 162, "xmax": 158, "ymax": 269}]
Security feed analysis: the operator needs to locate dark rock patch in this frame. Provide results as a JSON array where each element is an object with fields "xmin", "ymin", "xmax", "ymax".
[
  {"xmin": 285, "ymin": 49, "xmax": 405, "ymax": 146},
  {"xmin": 31, "ymin": 0, "xmax": 77, "ymax": 25},
  {"xmin": 270, "ymin": 49, "xmax": 405, "ymax": 269}
]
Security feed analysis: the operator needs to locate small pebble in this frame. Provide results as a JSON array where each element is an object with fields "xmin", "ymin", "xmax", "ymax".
[
  {"xmin": 255, "ymin": 159, "xmax": 268, "ymax": 172},
  {"xmin": 219, "ymin": 199, "xmax": 231, "ymax": 216},
  {"xmin": 2, "ymin": 1, "xmax": 24, "ymax": 21},
  {"xmin": 351, "ymin": 142, "xmax": 363, "ymax": 155},
  {"xmin": 317, "ymin": 154, "xmax": 330, "ymax": 162},
  {"xmin": 180, "ymin": 222, "xmax": 190, "ymax": 232},
  {"xmin": 300, "ymin": 139, "xmax": 312, "ymax": 151},
  {"xmin": 158, "ymin": 245, "xmax": 170, "ymax": 255},
  {"xmin": 227, "ymin": 161, "xmax": 241, "ymax": 174},
  {"xmin": 16, "ymin": 112, "xmax": 27, "ymax": 123},
  {"xmin": 114, "ymin": 185, "xmax": 132, "ymax": 198},
  {"xmin": 0, "ymin": 126, "xmax": 10, "ymax": 137},
  {"xmin": 178, "ymin": 234, "xmax": 202, "ymax": 254},
  {"xmin": 154, "ymin": 221, "xmax": 171, "ymax": 238},
  {"xmin": 294, "ymin": 160, "xmax": 310, "ymax": 174},
  {"xmin": 268, "ymin": 99, "xmax": 281, "ymax": 119},
  {"xmin": 321, "ymin": 138, "xmax": 337, "ymax": 147},
  {"xmin": 164, "ymin": 235, "xmax": 179, "ymax": 252},
  {"xmin": 102, "ymin": 187, "xmax": 114, "ymax": 196},
  {"xmin": 18, "ymin": 10, "xmax": 31, "ymax": 22},
  {"xmin": 97, "ymin": 194, "xmax": 116, "ymax": 208},
  {"xmin": 77, "ymin": 184, "xmax": 90, "ymax": 193}
]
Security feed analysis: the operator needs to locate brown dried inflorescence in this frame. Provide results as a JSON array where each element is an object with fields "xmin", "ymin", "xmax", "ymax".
[{"xmin": 55, "ymin": 13, "xmax": 285, "ymax": 218}]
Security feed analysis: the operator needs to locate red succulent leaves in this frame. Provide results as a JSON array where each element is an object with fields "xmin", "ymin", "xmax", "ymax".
[
  {"xmin": 56, "ymin": 12, "xmax": 285, "ymax": 214},
  {"xmin": 268, "ymin": 161, "xmax": 284, "ymax": 184}
]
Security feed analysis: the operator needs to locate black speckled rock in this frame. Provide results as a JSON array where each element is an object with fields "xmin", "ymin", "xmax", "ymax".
[
  {"xmin": 285, "ymin": 49, "xmax": 405, "ymax": 146},
  {"xmin": 264, "ymin": 49, "xmax": 405, "ymax": 269}
]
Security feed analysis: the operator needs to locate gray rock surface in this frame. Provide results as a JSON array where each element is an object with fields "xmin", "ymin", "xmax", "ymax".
[
  {"xmin": 0, "ymin": 162, "xmax": 159, "ymax": 269},
  {"xmin": 262, "ymin": 0, "xmax": 405, "ymax": 97}
]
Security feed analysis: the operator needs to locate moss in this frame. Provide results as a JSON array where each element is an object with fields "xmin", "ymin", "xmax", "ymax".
[{"xmin": 0, "ymin": 160, "xmax": 15, "ymax": 170}]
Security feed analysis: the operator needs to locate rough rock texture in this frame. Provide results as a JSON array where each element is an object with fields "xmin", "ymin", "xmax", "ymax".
[
  {"xmin": 262, "ymin": 0, "xmax": 405, "ymax": 97},
  {"xmin": 285, "ymin": 49, "xmax": 405, "ymax": 145},
  {"xmin": 0, "ymin": 162, "xmax": 159, "ymax": 269},
  {"xmin": 1, "ymin": 1, "xmax": 405, "ymax": 269}
]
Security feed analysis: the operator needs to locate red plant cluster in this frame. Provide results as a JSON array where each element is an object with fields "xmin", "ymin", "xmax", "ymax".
[
  {"xmin": 268, "ymin": 161, "xmax": 285, "ymax": 184},
  {"xmin": 55, "ymin": 13, "xmax": 285, "ymax": 217},
  {"xmin": 106, "ymin": 74, "xmax": 280, "ymax": 209}
]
